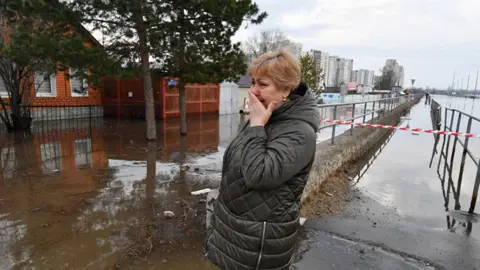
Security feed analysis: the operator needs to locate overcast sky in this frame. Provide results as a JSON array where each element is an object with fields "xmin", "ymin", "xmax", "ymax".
[{"xmin": 232, "ymin": 0, "xmax": 480, "ymax": 89}]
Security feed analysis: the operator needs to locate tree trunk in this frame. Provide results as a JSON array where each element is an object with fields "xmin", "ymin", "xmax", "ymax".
[
  {"xmin": 141, "ymin": 49, "xmax": 156, "ymax": 140},
  {"xmin": 132, "ymin": 0, "xmax": 156, "ymax": 140},
  {"xmin": 179, "ymin": 79, "xmax": 187, "ymax": 136},
  {"xmin": 145, "ymin": 141, "xmax": 156, "ymax": 205},
  {"xmin": 3, "ymin": 99, "xmax": 32, "ymax": 132},
  {"xmin": 177, "ymin": 10, "xmax": 187, "ymax": 137},
  {"xmin": 137, "ymin": 28, "xmax": 156, "ymax": 140},
  {"xmin": 179, "ymin": 135, "xmax": 187, "ymax": 161},
  {"xmin": 10, "ymin": 114, "xmax": 32, "ymax": 132}
]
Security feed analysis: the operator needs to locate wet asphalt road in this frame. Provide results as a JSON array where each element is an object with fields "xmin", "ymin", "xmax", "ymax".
[
  {"xmin": 293, "ymin": 97, "xmax": 480, "ymax": 270},
  {"xmin": 293, "ymin": 228, "xmax": 433, "ymax": 270}
]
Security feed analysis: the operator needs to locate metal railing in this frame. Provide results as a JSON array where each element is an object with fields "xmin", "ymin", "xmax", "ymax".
[
  {"xmin": 0, "ymin": 104, "xmax": 105, "ymax": 134},
  {"xmin": 317, "ymin": 95, "xmax": 420, "ymax": 144},
  {"xmin": 430, "ymin": 98, "xmax": 480, "ymax": 215},
  {"xmin": 0, "ymin": 103, "xmax": 155, "ymax": 134}
]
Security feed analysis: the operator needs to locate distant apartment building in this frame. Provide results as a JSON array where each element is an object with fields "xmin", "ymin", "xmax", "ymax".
[
  {"xmin": 351, "ymin": 70, "xmax": 358, "ymax": 82},
  {"xmin": 351, "ymin": 69, "xmax": 375, "ymax": 86},
  {"xmin": 310, "ymin": 50, "xmax": 329, "ymax": 86},
  {"xmin": 358, "ymin": 69, "xmax": 366, "ymax": 85},
  {"xmin": 326, "ymin": 56, "xmax": 339, "ymax": 87},
  {"xmin": 338, "ymin": 58, "xmax": 353, "ymax": 85},
  {"xmin": 307, "ymin": 49, "xmax": 383, "ymax": 89},
  {"xmin": 325, "ymin": 56, "xmax": 353, "ymax": 87},
  {"xmin": 361, "ymin": 70, "xmax": 374, "ymax": 86},
  {"xmin": 340, "ymin": 59, "xmax": 352, "ymax": 84},
  {"xmin": 366, "ymin": 70, "xmax": 375, "ymax": 86}
]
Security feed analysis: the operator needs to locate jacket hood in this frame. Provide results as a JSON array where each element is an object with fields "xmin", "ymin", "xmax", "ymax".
[{"xmin": 270, "ymin": 82, "xmax": 320, "ymax": 132}]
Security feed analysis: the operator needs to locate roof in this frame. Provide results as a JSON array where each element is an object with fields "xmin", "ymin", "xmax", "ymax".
[
  {"xmin": 49, "ymin": 0, "xmax": 103, "ymax": 48},
  {"xmin": 237, "ymin": 75, "xmax": 252, "ymax": 88},
  {"xmin": 77, "ymin": 24, "xmax": 103, "ymax": 48}
]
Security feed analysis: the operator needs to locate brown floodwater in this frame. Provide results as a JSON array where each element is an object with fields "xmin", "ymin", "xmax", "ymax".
[{"xmin": 0, "ymin": 115, "xmax": 244, "ymax": 269}]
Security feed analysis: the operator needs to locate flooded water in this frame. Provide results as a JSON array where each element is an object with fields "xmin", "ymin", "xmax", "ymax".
[
  {"xmin": 2, "ymin": 102, "xmax": 386, "ymax": 270},
  {"xmin": 354, "ymin": 96, "xmax": 479, "ymax": 235},
  {"xmin": 433, "ymin": 94, "xmax": 479, "ymax": 117},
  {"xmin": 1, "ymin": 94, "xmax": 475, "ymax": 269},
  {"xmin": 344, "ymin": 96, "xmax": 480, "ymax": 268},
  {"xmin": 431, "ymin": 94, "xmax": 480, "ymax": 152},
  {"xmin": 0, "ymin": 115, "xmax": 245, "ymax": 270}
]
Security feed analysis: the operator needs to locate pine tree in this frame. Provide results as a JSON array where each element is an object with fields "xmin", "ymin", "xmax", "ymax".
[
  {"xmin": 300, "ymin": 52, "xmax": 322, "ymax": 96},
  {"xmin": 152, "ymin": 0, "xmax": 267, "ymax": 135},
  {"xmin": 67, "ymin": 0, "xmax": 169, "ymax": 140},
  {"xmin": 69, "ymin": 0, "xmax": 266, "ymax": 137}
]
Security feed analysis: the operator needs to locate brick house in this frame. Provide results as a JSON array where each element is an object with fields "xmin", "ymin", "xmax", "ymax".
[{"xmin": 0, "ymin": 25, "xmax": 103, "ymax": 124}]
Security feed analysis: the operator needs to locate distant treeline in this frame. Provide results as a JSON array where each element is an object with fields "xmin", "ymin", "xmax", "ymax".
[{"xmin": 410, "ymin": 88, "xmax": 479, "ymax": 96}]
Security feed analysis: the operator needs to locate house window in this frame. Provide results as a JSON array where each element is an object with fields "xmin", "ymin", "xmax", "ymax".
[
  {"xmin": 35, "ymin": 72, "xmax": 57, "ymax": 97},
  {"xmin": 74, "ymin": 138, "xmax": 92, "ymax": 168},
  {"xmin": 40, "ymin": 142, "xmax": 62, "ymax": 173},
  {"xmin": 70, "ymin": 68, "xmax": 89, "ymax": 97}
]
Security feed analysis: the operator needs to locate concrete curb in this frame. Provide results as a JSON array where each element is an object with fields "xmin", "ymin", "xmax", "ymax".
[{"xmin": 301, "ymin": 100, "xmax": 415, "ymax": 205}]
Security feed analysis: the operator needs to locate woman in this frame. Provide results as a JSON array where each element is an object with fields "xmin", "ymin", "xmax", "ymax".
[{"xmin": 205, "ymin": 50, "xmax": 320, "ymax": 270}]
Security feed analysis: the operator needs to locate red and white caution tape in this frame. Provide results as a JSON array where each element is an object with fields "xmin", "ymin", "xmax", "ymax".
[{"xmin": 320, "ymin": 118, "xmax": 480, "ymax": 138}]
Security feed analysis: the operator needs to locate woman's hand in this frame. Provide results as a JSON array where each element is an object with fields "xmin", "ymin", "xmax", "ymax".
[{"xmin": 248, "ymin": 90, "xmax": 277, "ymax": 127}]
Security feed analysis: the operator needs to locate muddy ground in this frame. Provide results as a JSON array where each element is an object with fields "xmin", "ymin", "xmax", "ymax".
[{"xmin": 300, "ymin": 171, "xmax": 350, "ymax": 218}]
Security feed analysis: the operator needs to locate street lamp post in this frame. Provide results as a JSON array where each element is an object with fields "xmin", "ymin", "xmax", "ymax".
[
  {"xmin": 474, "ymin": 68, "xmax": 479, "ymax": 93},
  {"xmin": 472, "ymin": 64, "xmax": 480, "ymax": 95},
  {"xmin": 467, "ymin": 74, "xmax": 470, "ymax": 90}
]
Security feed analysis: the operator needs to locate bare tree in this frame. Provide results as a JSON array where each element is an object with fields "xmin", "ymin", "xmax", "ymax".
[{"xmin": 243, "ymin": 29, "xmax": 292, "ymax": 58}]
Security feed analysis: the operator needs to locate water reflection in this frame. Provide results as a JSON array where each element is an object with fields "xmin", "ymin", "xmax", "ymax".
[
  {"xmin": 351, "ymin": 129, "xmax": 397, "ymax": 186},
  {"xmin": 0, "ymin": 129, "xmax": 110, "ymax": 269},
  {"xmin": 429, "ymin": 101, "xmax": 480, "ymax": 236},
  {"xmin": 351, "ymin": 102, "xmax": 479, "ymax": 235},
  {"xmin": 432, "ymin": 131, "xmax": 480, "ymax": 236},
  {"xmin": 0, "ymin": 114, "xmax": 241, "ymax": 269}
]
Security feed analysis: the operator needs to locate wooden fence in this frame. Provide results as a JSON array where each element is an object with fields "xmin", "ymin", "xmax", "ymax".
[{"xmin": 102, "ymin": 77, "xmax": 220, "ymax": 120}]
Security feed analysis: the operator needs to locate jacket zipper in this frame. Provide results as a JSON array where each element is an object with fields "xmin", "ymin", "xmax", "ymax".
[{"xmin": 255, "ymin": 221, "xmax": 267, "ymax": 270}]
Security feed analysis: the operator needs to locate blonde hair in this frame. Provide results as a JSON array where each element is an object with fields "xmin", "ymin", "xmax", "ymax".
[{"xmin": 248, "ymin": 50, "xmax": 301, "ymax": 92}]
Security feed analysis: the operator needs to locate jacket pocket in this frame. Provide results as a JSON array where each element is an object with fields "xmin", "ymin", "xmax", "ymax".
[{"xmin": 255, "ymin": 221, "xmax": 267, "ymax": 270}]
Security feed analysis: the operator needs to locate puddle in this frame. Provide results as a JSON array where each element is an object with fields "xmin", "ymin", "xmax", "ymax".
[{"xmin": 0, "ymin": 115, "xmax": 242, "ymax": 269}]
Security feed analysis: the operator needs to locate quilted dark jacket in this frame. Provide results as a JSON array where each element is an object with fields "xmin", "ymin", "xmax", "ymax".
[{"xmin": 206, "ymin": 83, "xmax": 320, "ymax": 270}]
